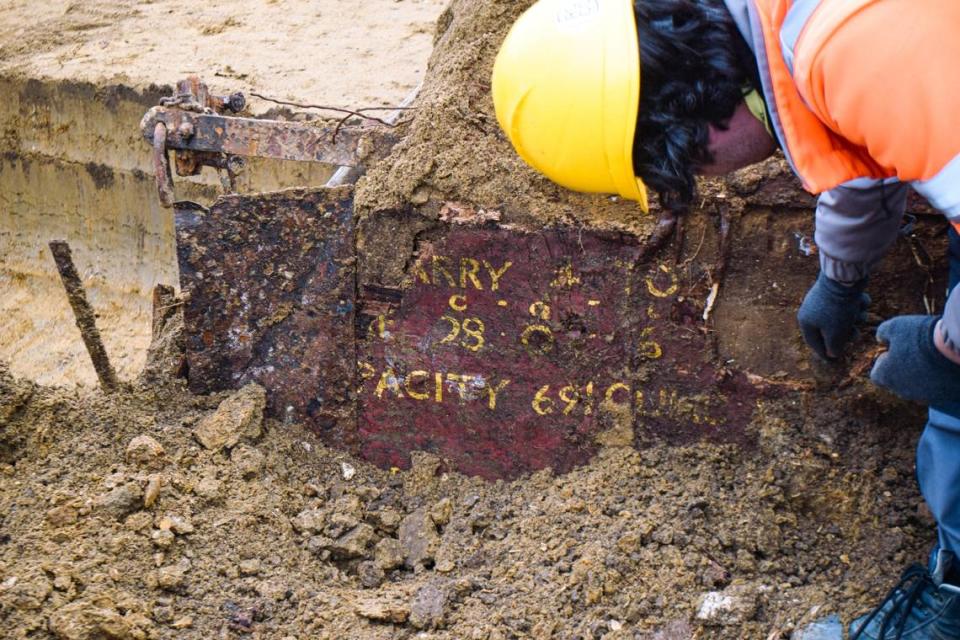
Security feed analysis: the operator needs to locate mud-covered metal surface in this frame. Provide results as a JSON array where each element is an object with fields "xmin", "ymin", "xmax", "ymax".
[
  {"xmin": 141, "ymin": 106, "xmax": 376, "ymax": 167},
  {"xmin": 176, "ymin": 187, "xmax": 356, "ymax": 448},
  {"xmin": 356, "ymin": 227, "xmax": 760, "ymax": 479},
  {"xmin": 175, "ymin": 185, "xmax": 951, "ymax": 480}
]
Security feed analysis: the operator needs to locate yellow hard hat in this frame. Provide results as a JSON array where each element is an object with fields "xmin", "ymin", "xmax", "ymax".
[{"xmin": 491, "ymin": 0, "xmax": 649, "ymax": 212}]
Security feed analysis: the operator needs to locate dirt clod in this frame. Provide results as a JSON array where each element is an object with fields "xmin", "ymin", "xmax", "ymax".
[
  {"xmin": 125, "ymin": 435, "xmax": 165, "ymax": 470},
  {"xmin": 193, "ymin": 383, "xmax": 265, "ymax": 451},
  {"xmin": 96, "ymin": 482, "xmax": 143, "ymax": 520},
  {"xmin": 696, "ymin": 584, "xmax": 760, "ymax": 626},
  {"xmin": 355, "ymin": 596, "xmax": 411, "ymax": 624},
  {"xmin": 409, "ymin": 580, "xmax": 451, "ymax": 629},
  {"xmin": 398, "ymin": 508, "xmax": 441, "ymax": 570}
]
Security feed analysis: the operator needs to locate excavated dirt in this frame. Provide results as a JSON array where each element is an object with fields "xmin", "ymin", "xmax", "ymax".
[
  {"xmin": 0, "ymin": 0, "xmax": 952, "ymax": 638},
  {"xmin": 355, "ymin": 0, "xmax": 657, "ymax": 234},
  {"xmin": 0, "ymin": 365, "xmax": 935, "ymax": 639}
]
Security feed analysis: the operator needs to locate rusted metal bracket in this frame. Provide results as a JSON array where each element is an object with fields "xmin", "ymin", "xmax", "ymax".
[{"xmin": 142, "ymin": 76, "xmax": 393, "ymax": 207}]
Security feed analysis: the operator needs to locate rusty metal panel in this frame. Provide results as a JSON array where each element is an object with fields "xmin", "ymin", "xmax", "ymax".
[
  {"xmin": 175, "ymin": 190, "xmax": 765, "ymax": 479},
  {"xmin": 176, "ymin": 187, "xmax": 356, "ymax": 447},
  {"xmin": 141, "ymin": 106, "xmax": 381, "ymax": 167},
  {"xmin": 357, "ymin": 226, "xmax": 761, "ymax": 480}
]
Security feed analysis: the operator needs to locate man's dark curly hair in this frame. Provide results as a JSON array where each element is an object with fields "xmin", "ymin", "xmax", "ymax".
[{"xmin": 632, "ymin": 0, "xmax": 750, "ymax": 210}]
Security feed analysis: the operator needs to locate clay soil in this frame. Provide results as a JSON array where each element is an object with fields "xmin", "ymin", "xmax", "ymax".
[
  {"xmin": 0, "ymin": 0, "xmax": 943, "ymax": 638},
  {"xmin": 0, "ymin": 357, "xmax": 936, "ymax": 640}
]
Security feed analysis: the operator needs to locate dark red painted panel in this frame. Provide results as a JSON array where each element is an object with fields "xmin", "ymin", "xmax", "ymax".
[
  {"xmin": 176, "ymin": 192, "xmax": 760, "ymax": 480},
  {"xmin": 357, "ymin": 227, "xmax": 759, "ymax": 479}
]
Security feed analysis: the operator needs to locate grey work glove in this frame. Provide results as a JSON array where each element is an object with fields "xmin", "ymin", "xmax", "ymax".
[
  {"xmin": 797, "ymin": 272, "xmax": 870, "ymax": 360},
  {"xmin": 870, "ymin": 315, "xmax": 960, "ymax": 405}
]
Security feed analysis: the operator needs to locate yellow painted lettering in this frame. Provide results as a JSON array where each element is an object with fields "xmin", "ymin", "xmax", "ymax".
[
  {"xmin": 432, "ymin": 255, "xmax": 457, "ymax": 288},
  {"xmin": 559, "ymin": 385, "xmax": 579, "ymax": 415},
  {"xmin": 635, "ymin": 389, "xmax": 645, "ymax": 415},
  {"xmin": 358, "ymin": 362, "xmax": 376, "ymax": 393},
  {"xmin": 414, "ymin": 262, "xmax": 431, "ymax": 285},
  {"xmin": 483, "ymin": 260, "xmax": 513, "ymax": 292},
  {"xmin": 638, "ymin": 328, "xmax": 663, "ymax": 360},
  {"xmin": 521, "ymin": 324, "xmax": 555, "ymax": 355},
  {"xmin": 434, "ymin": 372, "xmax": 443, "ymax": 403},
  {"xmin": 374, "ymin": 369, "xmax": 404, "ymax": 399},
  {"xmin": 358, "ymin": 361, "xmax": 376, "ymax": 381},
  {"xmin": 645, "ymin": 263, "xmax": 679, "ymax": 298},
  {"xmin": 658, "ymin": 388, "xmax": 677, "ymax": 413},
  {"xmin": 368, "ymin": 314, "xmax": 389, "ymax": 339},
  {"xmin": 460, "ymin": 258, "xmax": 484, "ymax": 290},
  {"xmin": 604, "ymin": 382, "xmax": 631, "ymax": 408},
  {"xmin": 446, "ymin": 373, "xmax": 470, "ymax": 401},
  {"xmin": 405, "ymin": 370, "xmax": 431, "ymax": 401},
  {"xmin": 584, "ymin": 382, "xmax": 594, "ymax": 415},
  {"xmin": 449, "ymin": 294, "xmax": 468, "ymax": 312},
  {"xmin": 461, "ymin": 318, "xmax": 485, "ymax": 352},
  {"xmin": 532, "ymin": 385, "xmax": 554, "ymax": 415},
  {"xmin": 440, "ymin": 315, "xmax": 460, "ymax": 344},
  {"xmin": 486, "ymin": 379, "xmax": 511, "ymax": 410},
  {"xmin": 529, "ymin": 301, "xmax": 551, "ymax": 321}
]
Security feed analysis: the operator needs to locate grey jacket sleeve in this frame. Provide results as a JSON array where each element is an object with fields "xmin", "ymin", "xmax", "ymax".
[
  {"xmin": 942, "ymin": 287, "xmax": 960, "ymax": 358},
  {"xmin": 815, "ymin": 177, "xmax": 908, "ymax": 284}
]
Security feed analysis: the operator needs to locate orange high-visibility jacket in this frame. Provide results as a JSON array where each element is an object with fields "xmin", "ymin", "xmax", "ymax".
[{"xmin": 725, "ymin": 0, "xmax": 960, "ymax": 354}]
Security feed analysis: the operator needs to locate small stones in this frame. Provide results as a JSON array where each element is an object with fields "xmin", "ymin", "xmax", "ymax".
[
  {"xmin": 341, "ymin": 462, "xmax": 356, "ymax": 480},
  {"xmin": 96, "ymin": 482, "xmax": 143, "ymax": 520},
  {"xmin": 398, "ymin": 508, "xmax": 440, "ymax": 569},
  {"xmin": 239, "ymin": 559, "xmax": 261, "ymax": 576},
  {"xmin": 151, "ymin": 529, "xmax": 175, "ymax": 549},
  {"xmin": 355, "ymin": 597, "xmax": 410, "ymax": 624},
  {"xmin": 49, "ymin": 598, "xmax": 143, "ymax": 640},
  {"xmin": 327, "ymin": 523, "xmax": 376, "ymax": 559},
  {"xmin": 171, "ymin": 616, "xmax": 193, "ymax": 629},
  {"xmin": 46, "ymin": 503, "xmax": 79, "ymax": 527},
  {"xmin": 143, "ymin": 475, "xmax": 162, "ymax": 509},
  {"xmin": 156, "ymin": 560, "xmax": 191, "ymax": 592},
  {"xmin": 194, "ymin": 384, "xmax": 265, "ymax": 451},
  {"xmin": 429, "ymin": 498, "xmax": 453, "ymax": 527},
  {"xmin": 125, "ymin": 435, "xmax": 165, "ymax": 470},
  {"xmin": 358, "ymin": 561, "xmax": 385, "ymax": 588},
  {"xmin": 324, "ymin": 513, "xmax": 360, "ymax": 538},
  {"xmin": 291, "ymin": 509, "xmax": 325, "ymax": 534},
  {"xmin": 193, "ymin": 475, "xmax": 222, "ymax": 502},
  {"xmin": 8, "ymin": 573, "xmax": 51, "ymax": 611},
  {"xmin": 695, "ymin": 584, "xmax": 759, "ymax": 626},
  {"xmin": 374, "ymin": 538, "xmax": 406, "ymax": 571},
  {"xmin": 616, "ymin": 531, "xmax": 641, "ymax": 554},
  {"xmin": 158, "ymin": 514, "xmax": 194, "ymax": 535},
  {"xmin": 371, "ymin": 507, "xmax": 402, "ymax": 534},
  {"xmin": 409, "ymin": 581, "xmax": 450, "ymax": 630}
]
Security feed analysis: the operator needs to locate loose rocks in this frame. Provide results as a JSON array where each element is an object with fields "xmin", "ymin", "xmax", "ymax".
[
  {"xmin": 193, "ymin": 384, "xmax": 265, "ymax": 451},
  {"xmin": 124, "ymin": 435, "xmax": 165, "ymax": 469},
  {"xmin": 355, "ymin": 597, "xmax": 410, "ymax": 624},
  {"xmin": 409, "ymin": 581, "xmax": 450, "ymax": 629},
  {"xmin": 96, "ymin": 482, "xmax": 143, "ymax": 520},
  {"xmin": 695, "ymin": 584, "xmax": 759, "ymax": 626},
  {"xmin": 398, "ymin": 508, "xmax": 440, "ymax": 569}
]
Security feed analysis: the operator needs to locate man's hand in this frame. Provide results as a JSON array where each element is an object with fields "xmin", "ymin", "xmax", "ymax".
[
  {"xmin": 870, "ymin": 315, "xmax": 960, "ymax": 405},
  {"xmin": 797, "ymin": 273, "xmax": 870, "ymax": 360}
]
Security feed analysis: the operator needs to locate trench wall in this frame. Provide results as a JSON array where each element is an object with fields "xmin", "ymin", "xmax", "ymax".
[{"xmin": 0, "ymin": 75, "xmax": 335, "ymax": 385}]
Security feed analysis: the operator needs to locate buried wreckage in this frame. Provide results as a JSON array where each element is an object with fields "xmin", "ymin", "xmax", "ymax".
[{"xmin": 135, "ymin": 78, "xmax": 950, "ymax": 481}]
